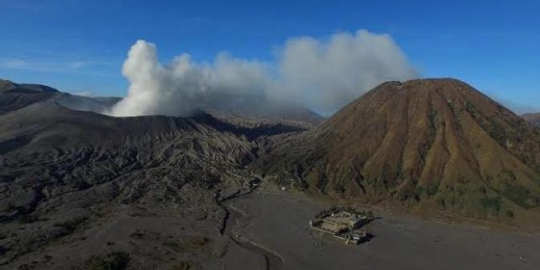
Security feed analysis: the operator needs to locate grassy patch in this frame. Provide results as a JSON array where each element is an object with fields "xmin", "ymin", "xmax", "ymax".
[
  {"xmin": 480, "ymin": 197, "xmax": 501, "ymax": 212},
  {"xmin": 396, "ymin": 188, "xmax": 420, "ymax": 202},
  {"xmin": 503, "ymin": 185, "xmax": 539, "ymax": 209}
]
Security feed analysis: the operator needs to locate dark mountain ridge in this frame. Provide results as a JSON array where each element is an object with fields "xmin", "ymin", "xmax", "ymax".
[{"xmin": 0, "ymin": 79, "xmax": 307, "ymax": 268}]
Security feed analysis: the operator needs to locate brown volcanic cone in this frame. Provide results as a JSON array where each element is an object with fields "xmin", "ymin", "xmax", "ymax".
[{"xmin": 262, "ymin": 78, "xmax": 540, "ymax": 220}]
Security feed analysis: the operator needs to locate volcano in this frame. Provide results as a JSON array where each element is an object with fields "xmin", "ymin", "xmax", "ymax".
[
  {"xmin": 0, "ymin": 79, "xmax": 306, "ymax": 268},
  {"xmin": 261, "ymin": 78, "xmax": 540, "ymax": 220}
]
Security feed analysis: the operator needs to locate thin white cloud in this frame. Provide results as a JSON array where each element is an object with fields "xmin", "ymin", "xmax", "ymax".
[
  {"xmin": 0, "ymin": 59, "xmax": 28, "ymax": 69},
  {"xmin": 0, "ymin": 58, "xmax": 116, "ymax": 76}
]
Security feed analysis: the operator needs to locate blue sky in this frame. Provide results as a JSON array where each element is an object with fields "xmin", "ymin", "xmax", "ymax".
[{"xmin": 1, "ymin": 0, "xmax": 539, "ymax": 113}]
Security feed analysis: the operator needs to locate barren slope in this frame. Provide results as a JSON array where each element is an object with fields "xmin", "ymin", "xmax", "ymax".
[
  {"xmin": 0, "ymin": 81, "xmax": 303, "ymax": 269},
  {"xmin": 523, "ymin": 113, "xmax": 540, "ymax": 127}
]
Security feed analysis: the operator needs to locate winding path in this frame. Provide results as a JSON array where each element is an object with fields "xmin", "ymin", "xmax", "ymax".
[{"xmin": 220, "ymin": 192, "xmax": 284, "ymax": 270}]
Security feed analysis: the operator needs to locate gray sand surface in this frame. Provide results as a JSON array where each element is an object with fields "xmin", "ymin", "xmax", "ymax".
[{"xmin": 227, "ymin": 190, "xmax": 540, "ymax": 270}]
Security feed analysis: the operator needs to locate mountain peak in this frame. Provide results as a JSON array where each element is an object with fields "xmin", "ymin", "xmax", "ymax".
[
  {"xmin": 368, "ymin": 78, "xmax": 479, "ymax": 96},
  {"xmin": 0, "ymin": 79, "xmax": 16, "ymax": 91}
]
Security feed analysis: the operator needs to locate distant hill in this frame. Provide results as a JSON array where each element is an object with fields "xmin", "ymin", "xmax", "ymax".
[
  {"xmin": 203, "ymin": 103, "xmax": 323, "ymax": 129},
  {"xmin": 523, "ymin": 113, "xmax": 540, "ymax": 127},
  {"xmin": 0, "ymin": 79, "xmax": 120, "ymax": 115},
  {"xmin": 260, "ymin": 78, "xmax": 540, "ymax": 222},
  {"xmin": 56, "ymin": 94, "xmax": 121, "ymax": 113},
  {"xmin": 0, "ymin": 79, "xmax": 323, "ymax": 128},
  {"xmin": 0, "ymin": 79, "xmax": 60, "ymax": 114}
]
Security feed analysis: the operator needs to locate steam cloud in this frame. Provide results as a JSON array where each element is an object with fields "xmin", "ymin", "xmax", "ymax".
[{"xmin": 109, "ymin": 29, "xmax": 417, "ymax": 117}]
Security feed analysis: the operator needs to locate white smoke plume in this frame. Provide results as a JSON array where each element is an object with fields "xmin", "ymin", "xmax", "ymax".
[
  {"xmin": 108, "ymin": 29, "xmax": 418, "ymax": 117},
  {"xmin": 109, "ymin": 41, "xmax": 270, "ymax": 117},
  {"xmin": 275, "ymin": 30, "xmax": 418, "ymax": 114}
]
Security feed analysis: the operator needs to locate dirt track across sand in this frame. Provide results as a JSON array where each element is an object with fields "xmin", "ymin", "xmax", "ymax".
[{"xmin": 222, "ymin": 202, "xmax": 283, "ymax": 270}]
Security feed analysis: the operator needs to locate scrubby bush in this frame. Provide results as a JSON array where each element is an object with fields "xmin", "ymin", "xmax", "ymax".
[
  {"xmin": 18, "ymin": 213, "xmax": 37, "ymax": 224},
  {"xmin": 170, "ymin": 261, "xmax": 193, "ymax": 270},
  {"xmin": 366, "ymin": 210, "xmax": 374, "ymax": 218},
  {"xmin": 84, "ymin": 252, "xmax": 130, "ymax": 270},
  {"xmin": 480, "ymin": 197, "xmax": 501, "ymax": 212}
]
